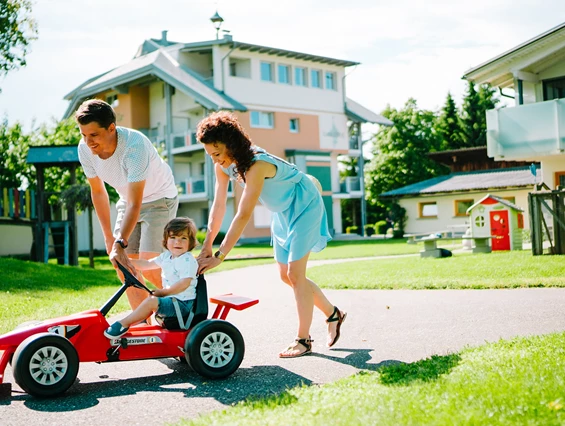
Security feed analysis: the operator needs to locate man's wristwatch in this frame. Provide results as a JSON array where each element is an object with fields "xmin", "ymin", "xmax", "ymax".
[
  {"xmin": 115, "ymin": 239, "xmax": 128, "ymax": 249},
  {"xmin": 214, "ymin": 249, "xmax": 226, "ymax": 261}
]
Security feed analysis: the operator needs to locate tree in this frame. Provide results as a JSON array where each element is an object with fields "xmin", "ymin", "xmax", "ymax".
[
  {"xmin": 0, "ymin": 118, "xmax": 34, "ymax": 188},
  {"xmin": 460, "ymin": 81, "xmax": 499, "ymax": 147},
  {"xmin": 436, "ymin": 92, "xmax": 463, "ymax": 150},
  {"xmin": 0, "ymin": 0, "xmax": 37, "ymax": 80},
  {"xmin": 364, "ymin": 99, "xmax": 448, "ymax": 235}
]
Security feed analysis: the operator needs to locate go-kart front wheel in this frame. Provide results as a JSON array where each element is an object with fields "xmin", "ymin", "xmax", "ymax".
[
  {"xmin": 185, "ymin": 319, "xmax": 244, "ymax": 379},
  {"xmin": 13, "ymin": 333, "xmax": 79, "ymax": 397}
]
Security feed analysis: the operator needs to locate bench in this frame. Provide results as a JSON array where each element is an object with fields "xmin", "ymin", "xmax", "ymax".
[
  {"xmin": 405, "ymin": 231, "xmax": 450, "ymax": 244},
  {"xmin": 462, "ymin": 236, "xmax": 492, "ymax": 253},
  {"xmin": 210, "ymin": 294, "xmax": 259, "ymax": 320}
]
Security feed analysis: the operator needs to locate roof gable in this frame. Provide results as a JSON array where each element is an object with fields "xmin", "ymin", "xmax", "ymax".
[{"xmin": 467, "ymin": 194, "xmax": 524, "ymax": 212}]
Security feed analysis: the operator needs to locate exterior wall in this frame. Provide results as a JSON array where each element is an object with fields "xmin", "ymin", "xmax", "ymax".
[
  {"xmin": 540, "ymin": 155, "xmax": 565, "ymax": 187},
  {"xmin": 398, "ymin": 188, "xmax": 532, "ymax": 235},
  {"xmin": 218, "ymin": 45, "xmax": 346, "ymax": 114},
  {"xmin": 0, "ymin": 225, "xmax": 33, "ymax": 256}
]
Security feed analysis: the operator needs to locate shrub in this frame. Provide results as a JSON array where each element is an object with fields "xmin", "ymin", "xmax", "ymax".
[
  {"xmin": 375, "ymin": 220, "xmax": 388, "ymax": 235},
  {"xmin": 195, "ymin": 231, "xmax": 226, "ymax": 245},
  {"xmin": 346, "ymin": 226, "xmax": 358, "ymax": 234},
  {"xmin": 364, "ymin": 225, "xmax": 375, "ymax": 236}
]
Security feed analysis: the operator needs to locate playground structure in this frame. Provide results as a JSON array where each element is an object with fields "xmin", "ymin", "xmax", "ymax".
[
  {"xmin": 528, "ymin": 185, "xmax": 565, "ymax": 255},
  {"xmin": 0, "ymin": 146, "xmax": 80, "ymax": 265}
]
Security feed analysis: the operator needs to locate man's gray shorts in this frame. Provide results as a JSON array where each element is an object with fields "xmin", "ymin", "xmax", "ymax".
[{"xmin": 114, "ymin": 196, "xmax": 178, "ymax": 254}]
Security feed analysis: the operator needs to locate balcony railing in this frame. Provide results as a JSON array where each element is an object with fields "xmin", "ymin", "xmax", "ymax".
[
  {"xmin": 179, "ymin": 176, "xmax": 206, "ymax": 196},
  {"xmin": 486, "ymin": 99, "xmax": 565, "ymax": 160},
  {"xmin": 339, "ymin": 176, "xmax": 362, "ymax": 193}
]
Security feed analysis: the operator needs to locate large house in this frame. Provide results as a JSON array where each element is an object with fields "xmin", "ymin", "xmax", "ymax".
[
  {"xmin": 463, "ymin": 21, "xmax": 565, "ymax": 189},
  {"xmin": 381, "ymin": 22, "xmax": 565, "ymax": 237},
  {"xmin": 64, "ymin": 30, "xmax": 391, "ymax": 250}
]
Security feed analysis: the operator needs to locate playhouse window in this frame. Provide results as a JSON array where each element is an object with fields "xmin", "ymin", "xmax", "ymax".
[
  {"xmin": 475, "ymin": 215, "xmax": 486, "ymax": 228},
  {"xmin": 455, "ymin": 199, "xmax": 473, "ymax": 217},
  {"xmin": 419, "ymin": 202, "xmax": 437, "ymax": 218}
]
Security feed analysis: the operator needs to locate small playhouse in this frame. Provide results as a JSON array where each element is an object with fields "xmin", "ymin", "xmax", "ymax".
[{"xmin": 466, "ymin": 194, "xmax": 524, "ymax": 251}]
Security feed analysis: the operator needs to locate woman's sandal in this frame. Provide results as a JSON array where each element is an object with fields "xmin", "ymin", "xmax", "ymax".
[
  {"xmin": 279, "ymin": 337, "xmax": 314, "ymax": 358},
  {"xmin": 327, "ymin": 306, "xmax": 347, "ymax": 348}
]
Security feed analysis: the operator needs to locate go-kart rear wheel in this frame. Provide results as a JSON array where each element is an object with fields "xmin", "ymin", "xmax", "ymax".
[
  {"xmin": 13, "ymin": 333, "xmax": 79, "ymax": 397},
  {"xmin": 185, "ymin": 320, "xmax": 244, "ymax": 379}
]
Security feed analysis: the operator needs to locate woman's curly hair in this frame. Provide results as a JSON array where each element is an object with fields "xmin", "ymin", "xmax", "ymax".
[{"xmin": 196, "ymin": 111, "xmax": 256, "ymax": 182}]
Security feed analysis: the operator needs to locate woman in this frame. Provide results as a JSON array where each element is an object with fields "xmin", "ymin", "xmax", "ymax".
[{"xmin": 196, "ymin": 111, "xmax": 346, "ymax": 358}]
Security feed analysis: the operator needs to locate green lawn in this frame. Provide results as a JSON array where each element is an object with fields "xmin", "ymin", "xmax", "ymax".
[
  {"xmin": 183, "ymin": 332, "xmax": 565, "ymax": 425},
  {"xmin": 307, "ymin": 250, "xmax": 565, "ymax": 289}
]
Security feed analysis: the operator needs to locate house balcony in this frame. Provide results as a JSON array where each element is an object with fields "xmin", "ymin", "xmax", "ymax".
[
  {"xmin": 348, "ymin": 136, "xmax": 361, "ymax": 156},
  {"xmin": 178, "ymin": 177, "xmax": 233, "ymax": 203},
  {"xmin": 147, "ymin": 130, "xmax": 202, "ymax": 155},
  {"xmin": 486, "ymin": 99, "xmax": 565, "ymax": 161},
  {"xmin": 333, "ymin": 176, "xmax": 363, "ymax": 199}
]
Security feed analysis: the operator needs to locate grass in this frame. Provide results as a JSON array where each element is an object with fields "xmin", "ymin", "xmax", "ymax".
[
  {"xmin": 307, "ymin": 250, "xmax": 565, "ymax": 289},
  {"xmin": 0, "ymin": 258, "xmax": 128, "ymax": 334},
  {"xmin": 182, "ymin": 332, "xmax": 565, "ymax": 425}
]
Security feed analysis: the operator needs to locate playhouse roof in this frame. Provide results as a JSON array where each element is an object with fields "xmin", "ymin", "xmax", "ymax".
[
  {"xmin": 26, "ymin": 146, "xmax": 80, "ymax": 167},
  {"xmin": 467, "ymin": 193, "xmax": 524, "ymax": 213}
]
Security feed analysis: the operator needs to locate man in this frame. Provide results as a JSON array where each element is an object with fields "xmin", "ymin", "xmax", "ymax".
[{"xmin": 76, "ymin": 99, "xmax": 178, "ymax": 310}]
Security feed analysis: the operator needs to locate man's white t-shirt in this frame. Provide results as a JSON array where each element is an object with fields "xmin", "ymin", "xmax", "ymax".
[
  {"xmin": 78, "ymin": 126, "xmax": 177, "ymax": 203},
  {"xmin": 151, "ymin": 251, "xmax": 198, "ymax": 301}
]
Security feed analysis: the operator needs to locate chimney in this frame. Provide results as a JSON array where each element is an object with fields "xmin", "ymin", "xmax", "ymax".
[{"xmin": 161, "ymin": 30, "xmax": 168, "ymax": 43}]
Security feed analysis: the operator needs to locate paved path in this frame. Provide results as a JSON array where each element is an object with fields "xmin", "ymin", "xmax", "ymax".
[{"xmin": 3, "ymin": 258, "xmax": 565, "ymax": 425}]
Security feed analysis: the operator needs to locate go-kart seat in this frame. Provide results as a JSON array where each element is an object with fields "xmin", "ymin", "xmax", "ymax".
[{"xmin": 155, "ymin": 275, "xmax": 208, "ymax": 331}]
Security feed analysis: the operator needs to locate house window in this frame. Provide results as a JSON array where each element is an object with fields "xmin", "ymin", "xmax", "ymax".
[
  {"xmin": 419, "ymin": 202, "xmax": 438, "ymax": 218},
  {"xmin": 555, "ymin": 171, "xmax": 565, "ymax": 188},
  {"xmin": 294, "ymin": 67, "xmax": 307, "ymax": 87},
  {"xmin": 250, "ymin": 111, "xmax": 274, "ymax": 129},
  {"xmin": 278, "ymin": 64, "xmax": 291, "ymax": 84},
  {"xmin": 229, "ymin": 57, "xmax": 251, "ymax": 78},
  {"xmin": 311, "ymin": 70, "xmax": 322, "ymax": 88},
  {"xmin": 455, "ymin": 199, "xmax": 473, "ymax": 217},
  {"xmin": 325, "ymin": 71, "xmax": 337, "ymax": 90},
  {"xmin": 106, "ymin": 93, "xmax": 119, "ymax": 108},
  {"xmin": 543, "ymin": 77, "xmax": 565, "ymax": 101},
  {"xmin": 260, "ymin": 62, "xmax": 274, "ymax": 82},
  {"xmin": 289, "ymin": 118, "xmax": 299, "ymax": 133}
]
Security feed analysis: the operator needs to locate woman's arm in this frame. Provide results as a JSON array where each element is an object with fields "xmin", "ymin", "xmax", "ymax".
[
  {"xmin": 200, "ymin": 164, "xmax": 230, "ymax": 256},
  {"xmin": 218, "ymin": 162, "xmax": 266, "ymax": 256}
]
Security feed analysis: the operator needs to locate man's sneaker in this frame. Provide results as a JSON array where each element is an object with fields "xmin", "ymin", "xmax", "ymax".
[{"xmin": 104, "ymin": 322, "xmax": 129, "ymax": 339}]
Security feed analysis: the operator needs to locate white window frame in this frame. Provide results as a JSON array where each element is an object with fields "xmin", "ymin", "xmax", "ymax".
[
  {"xmin": 250, "ymin": 111, "xmax": 274, "ymax": 129},
  {"xmin": 311, "ymin": 69, "xmax": 322, "ymax": 89},
  {"xmin": 294, "ymin": 67, "xmax": 307, "ymax": 87},
  {"xmin": 325, "ymin": 71, "xmax": 337, "ymax": 90},
  {"xmin": 289, "ymin": 118, "xmax": 299, "ymax": 133},
  {"xmin": 278, "ymin": 64, "xmax": 291, "ymax": 84},
  {"xmin": 260, "ymin": 61, "xmax": 274, "ymax": 82}
]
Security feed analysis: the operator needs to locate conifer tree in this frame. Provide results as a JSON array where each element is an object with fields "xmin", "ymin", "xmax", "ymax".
[{"xmin": 437, "ymin": 92, "xmax": 463, "ymax": 150}]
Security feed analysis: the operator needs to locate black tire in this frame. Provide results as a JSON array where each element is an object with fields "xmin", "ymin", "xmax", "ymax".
[
  {"xmin": 185, "ymin": 320, "xmax": 244, "ymax": 379},
  {"xmin": 13, "ymin": 333, "xmax": 79, "ymax": 397}
]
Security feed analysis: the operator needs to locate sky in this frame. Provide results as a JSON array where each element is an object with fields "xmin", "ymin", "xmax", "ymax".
[{"xmin": 1, "ymin": 0, "xmax": 565, "ymax": 131}]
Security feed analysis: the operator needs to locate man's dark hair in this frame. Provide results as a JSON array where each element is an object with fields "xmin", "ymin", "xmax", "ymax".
[{"xmin": 75, "ymin": 99, "xmax": 116, "ymax": 129}]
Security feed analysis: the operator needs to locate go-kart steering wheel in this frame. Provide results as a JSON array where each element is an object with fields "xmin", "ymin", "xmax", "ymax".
[{"xmin": 116, "ymin": 261, "xmax": 153, "ymax": 294}]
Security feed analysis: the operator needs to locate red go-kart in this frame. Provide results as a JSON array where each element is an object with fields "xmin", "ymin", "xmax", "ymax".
[{"xmin": 0, "ymin": 263, "xmax": 258, "ymax": 398}]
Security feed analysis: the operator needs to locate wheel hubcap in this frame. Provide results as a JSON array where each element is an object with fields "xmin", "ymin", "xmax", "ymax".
[
  {"xmin": 29, "ymin": 345, "xmax": 68, "ymax": 385},
  {"xmin": 200, "ymin": 331, "xmax": 234, "ymax": 368}
]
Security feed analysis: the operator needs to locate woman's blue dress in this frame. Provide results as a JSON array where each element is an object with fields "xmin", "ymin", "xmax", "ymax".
[{"xmin": 221, "ymin": 148, "xmax": 332, "ymax": 264}]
